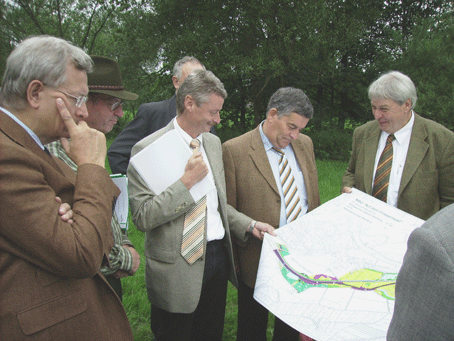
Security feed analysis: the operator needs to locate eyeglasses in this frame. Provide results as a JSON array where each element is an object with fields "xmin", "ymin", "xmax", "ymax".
[
  {"xmin": 47, "ymin": 86, "xmax": 88, "ymax": 108},
  {"xmin": 108, "ymin": 100, "xmax": 123, "ymax": 112}
]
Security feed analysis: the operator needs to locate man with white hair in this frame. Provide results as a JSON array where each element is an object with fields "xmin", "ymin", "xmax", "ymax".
[{"xmin": 342, "ymin": 70, "xmax": 454, "ymax": 220}]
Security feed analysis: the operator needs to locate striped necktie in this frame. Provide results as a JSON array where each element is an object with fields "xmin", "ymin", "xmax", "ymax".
[
  {"xmin": 273, "ymin": 147, "xmax": 302, "ymax": 223},
  {"xmin": 372, "ymin": 134, "xmax": 395, "ymax": 202},
  {"xmin": 181, "ymin": 139, "xmax": 206, "ymax": 264}
]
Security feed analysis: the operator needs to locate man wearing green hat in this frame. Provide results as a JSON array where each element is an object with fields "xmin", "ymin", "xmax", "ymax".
[{"xmin": 46, "ymin": 55, "xmax": 141, "ymax": 300}]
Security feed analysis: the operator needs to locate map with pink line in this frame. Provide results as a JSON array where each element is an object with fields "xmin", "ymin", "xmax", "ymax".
[{"xmin": 254, "ymin": 189, "xmax": 424, "ymax": 341}]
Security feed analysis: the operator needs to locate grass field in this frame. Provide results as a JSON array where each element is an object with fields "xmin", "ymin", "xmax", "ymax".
[{"xmin": 117, "ymin": 158, "xmax": 348, "ymax": 340}]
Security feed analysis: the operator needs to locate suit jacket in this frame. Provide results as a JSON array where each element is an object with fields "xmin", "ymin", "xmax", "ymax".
[
  {"xmin": 108, "ymin": 95, "xmax": 216, "ymax": 175},
  {"xmin": 387, "ymin": 203, "xmax": 454, "ymax": 340},
  {"xmin": 342, "ymin": 113, "xmax": 454, "ymax": 220},
  {"xmin": 127, "ymin": 120, "xmax": 251, "ymax": 314},
  {"xmin": 0, "ymin": 111, "xmax": 133, "ymax": 340},
  {"xmin": 222, "ymin": 126, "xmax": 321, "ymax": 287}
]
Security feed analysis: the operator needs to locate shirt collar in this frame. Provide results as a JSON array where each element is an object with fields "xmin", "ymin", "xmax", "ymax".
[
  {"xmin": 0, "ymin": 106, "xmax": 45, "ymax": 150},
  {"xmin": 173, "ymin": 117, "xmax": 204, "ymax": 148},
  {"xmin": 259, "ymin": 120, "xmax": 293, "ymax": 153},
  {"xmin": 382, "ymin": 111, "xmax": 415, "ymax": 144}
]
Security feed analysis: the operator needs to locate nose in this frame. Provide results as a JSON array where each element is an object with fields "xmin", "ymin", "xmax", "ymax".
[
  {"xmin": 372, "ymin": 108, "xmax": 381, "ymax": 119},
  {"xmin": 114, "ymin": 107, "xmax": 124, "ymax": 118},
  {"xmin": 289, "ymin": 132, "xmax": 297, "ymax": 140},
  {"xmin": 76, "ymin": 103, "xmax": 89, "ymax": 119},
  {"xmin": 214, "ymin": 112, "xmax": 221, "ymax": 124}
]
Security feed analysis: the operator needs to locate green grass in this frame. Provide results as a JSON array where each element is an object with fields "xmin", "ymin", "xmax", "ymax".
[{"xmin": 118, "ymin": 158, "xmax": 348, "ymax": 340}]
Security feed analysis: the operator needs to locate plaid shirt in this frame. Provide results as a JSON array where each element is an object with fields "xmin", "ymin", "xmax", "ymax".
[{"xmin": 46, "ymin": 140, "xmax": 134, "ymax": 276}]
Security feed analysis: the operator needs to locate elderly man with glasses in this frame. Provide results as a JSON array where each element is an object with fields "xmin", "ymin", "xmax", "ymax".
[
  {"xmin": 0, "ymin": 35, "xmax": 134, "ymax": 340},
  {"xmin": 46, "ymin": 55, "xmax": 141, "ymax": 300}
]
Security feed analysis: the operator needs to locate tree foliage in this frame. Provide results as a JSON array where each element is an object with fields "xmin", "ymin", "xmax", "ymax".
[{"xmin": 1, "ymin": 0, "xmax": 453, "ymax": 135}]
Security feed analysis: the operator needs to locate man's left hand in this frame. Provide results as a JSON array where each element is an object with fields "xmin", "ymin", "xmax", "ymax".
[{"xmin": 252, "ymin": 221, "xmax": 276, "ymax": 240}]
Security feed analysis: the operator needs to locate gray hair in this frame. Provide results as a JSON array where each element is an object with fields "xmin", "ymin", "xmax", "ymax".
[
  {"xmin": 267, "ymin": 87, "xmax": 314, "ymax": 119},
  {"xmin": 176, "ymin": 69, "xmax": 227, "ymax": 114},
  {"xmin": 368, "ymin": 71, "xmax": 418, "ymax": 109},
  {"xmin": 0, "ymin": 35, "xmax": 92, "ymax": 110},
  {"xmin": 172, "ymin": 56, "xmax": 204, "ymax": 79}
]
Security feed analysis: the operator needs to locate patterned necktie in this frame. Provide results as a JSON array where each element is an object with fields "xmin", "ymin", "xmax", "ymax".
[
  {"xmin": 372, "ymin": 134, "xmax": 395, "ymax": 202},
  {"xmin": 273, "ymin": 148, "xmax": 302, "ymax": 223},
  {"xmin": 181, "ymin": 139, "xmax": 206, "ymax": 264}
]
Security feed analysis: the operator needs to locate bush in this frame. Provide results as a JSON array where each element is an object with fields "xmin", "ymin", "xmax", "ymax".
[{"xmin": 307, "ymin": 127, "xmax": 352, "ymax": 162}]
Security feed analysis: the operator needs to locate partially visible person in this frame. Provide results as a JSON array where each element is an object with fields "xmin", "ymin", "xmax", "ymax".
[
  {"xmin": 342, "ymin": 71, "xmax": 454, "ymax": 220},
  {"xmin": 223, "ymin": 87, "xmax": 320, "ymax": 341},
  {"xmin": 387, "ymin": 203, "xmax": 454, "ymax": 340},
  {"xmin": 127, "ymin": 69, "xmax": 276, "ymax": 341},
  {"xmin": 46, "ymin": 55, "xmax": 141, "ymax": 300},
  {"xmin": 0, "ymin": 35, "xmax": 133, "ymax": 340},
  {"xmin": 108, "ymin": 56, "xmax": 212, "ymax": 174}
]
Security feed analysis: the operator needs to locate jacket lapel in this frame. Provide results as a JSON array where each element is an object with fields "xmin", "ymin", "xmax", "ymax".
[
  {"xmin": 363, "ymin": 124, "xmax": 381, "ymax": 194},
  {"xmin": 0, "ymin": 110, "xmax": 62, "ymax": 170},
  {"xmin": 399, "ymin": 114, "xmax": 428, "ymax": 196},
  {"xmin": 249, "ymin": 127, "xmax": 280, "ymax": 196}
]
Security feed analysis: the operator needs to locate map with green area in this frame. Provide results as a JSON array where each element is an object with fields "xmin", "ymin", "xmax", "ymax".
[
  {"xmin": 276, "ymin": 243, "xmax": 397, "ymax": 300},
  {"xmin": 254, "ymin": 189, "xmax": 425, "ymax": 341}
]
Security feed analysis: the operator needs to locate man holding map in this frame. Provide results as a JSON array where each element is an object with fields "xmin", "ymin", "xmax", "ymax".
[
  {"xmin": 342, "ymin": 71, "xmax": 454, "ymax": 220},
  {"xmin": 223, "ymin": 87, "xmax": 320, "ymax": 341},
  {"xmin": 127, "ymin": 69, "xmax": 275, "ymax": 340}
]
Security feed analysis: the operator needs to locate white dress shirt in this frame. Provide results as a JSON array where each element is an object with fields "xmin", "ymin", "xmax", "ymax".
[
  {"xmin": 372, "ymin": 111, "xmax": 414, "ymax": 207},
  {"xmin": 259, "ymin": 122, "xmax": 308, "ymax": 226},
  {"xmin": 174, "ymin": 118, "xmax": 225, "ymax": 241}
]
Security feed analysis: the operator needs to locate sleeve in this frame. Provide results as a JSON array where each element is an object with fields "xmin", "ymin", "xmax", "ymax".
[
  {"xmin": 437, "ymin": 132, "xmax": 454, "ymax": 209},
  {"xmin": 0, "ymin": 151, "xmax": 120, "ymax": 279},
  {"xmin": 387, "ymin": 226, "xmax": 454, "ymax": 340},
  {"xmin": 107, "ymin": 104, "xmax": 152, "ymax": 175},
  {"xmin": 127, "ymin": 152, "xmax": 195, "ymax": 233},
  {"xmin": 101, "ymin": 214, "xmax": 134, "ymax": 275}
]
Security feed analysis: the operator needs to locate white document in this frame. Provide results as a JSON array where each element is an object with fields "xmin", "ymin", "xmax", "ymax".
[
  {"xmin": 254, "ymin": 188, "xmax": 424, "ymax": 341},
  {"xmin": 110, "ymin": 174, "xmax": 129, "ymax": 230},
  {"xmin": 129, "ymin": 129, "xmax": 215, "ymax": 201}
]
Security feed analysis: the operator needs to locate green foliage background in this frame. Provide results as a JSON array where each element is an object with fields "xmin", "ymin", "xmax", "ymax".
[{"xmin": 2, "ymin": 1, "xmax": 454, "ymax": 338}]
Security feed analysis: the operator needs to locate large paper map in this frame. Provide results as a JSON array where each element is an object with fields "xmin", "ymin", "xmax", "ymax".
[{"xmin": 254, "ymin": 189, "xmax": 424, "ymax": 341}]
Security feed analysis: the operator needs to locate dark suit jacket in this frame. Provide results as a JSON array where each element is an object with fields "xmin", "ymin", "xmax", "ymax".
[
  {"xmin": 108, "ymin": 95, "xmax": 216, "ymax": 174},
  {"xmin": 0, "ymin": 110, "xmax": 133, "ymax": 340},
  {"xmin": 127, "ymin": 121, "xmax": 251, "ymax": 313},
  {"xmin": 387, "ymin": 203, "xmax": 454, "ymax": 340},
  {"xmin": 222, "ymin": 126, "xmax": 321, "ymax": 287},
  {"xmin": 342, "ymin": 113, "xmax": 454, "ymax": 220}
]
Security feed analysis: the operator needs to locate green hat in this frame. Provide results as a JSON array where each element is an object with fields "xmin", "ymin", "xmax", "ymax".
[{"xmin": 88, "ymin": 55, "xmax": 139, "ymax": 101}]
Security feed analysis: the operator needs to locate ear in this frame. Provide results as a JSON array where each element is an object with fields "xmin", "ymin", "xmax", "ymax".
[
  {"xmin": 27, "ymin": 80, "xmax": 45, "ymax": 109},
  {"xmin": 267, "ymin": 108, "xmax": 279, "ymax": 121},
  {"xmin": 404, "ymin": 98, "xmax": 412, "ymax": 111},
  {"xmin": 172, "ymin": 75, "xmax": 180, "ymax": 90},
  {"xmin": 184, "ymin": 95, "xmax": 195, "ymax": 112}
]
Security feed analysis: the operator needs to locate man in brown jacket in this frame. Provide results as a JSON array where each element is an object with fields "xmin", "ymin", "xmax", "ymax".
[
  {"xmin": 0, "ymin": 35, "xmax": 133, "ymax": 340},
  {"xmin": 223, "ymin": 87, "xmax": 320, "ymax": 341}
]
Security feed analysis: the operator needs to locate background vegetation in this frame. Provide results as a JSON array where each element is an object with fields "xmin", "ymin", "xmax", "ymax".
[
  {"xmin": 1, "ymin": 0, "xmax": 454, "ymax": 157},
  {"xmin": 2, "ymin": 1, "xmax": 453, "ymax": 339}
]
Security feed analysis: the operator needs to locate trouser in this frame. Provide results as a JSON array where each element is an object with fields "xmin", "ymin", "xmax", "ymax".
[
  {"xmin": 151, "ymin": 240, "xmax": 229, "ymax": 341},
  {"xmin": 236, "ymin": 279, "xmax": 300, "ymax": 341}
]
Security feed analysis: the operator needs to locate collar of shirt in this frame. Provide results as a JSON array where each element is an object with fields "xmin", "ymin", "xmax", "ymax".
[
  {"xmin": 173, "ymin": 117, "xmax": 204, "ymax": 151},
  {"xmin": 1, "ymin": 106, "xmax": 45, "ymax": 150},
  {"xmin": 259, "ymin": 120, "xmax": 293, "ymax": 154},
  {"xmin": 379, "ymin": 111, "xmax": 415, "ymax": 145}
]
